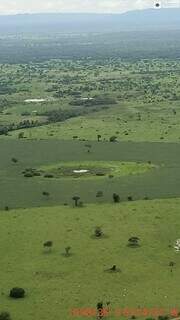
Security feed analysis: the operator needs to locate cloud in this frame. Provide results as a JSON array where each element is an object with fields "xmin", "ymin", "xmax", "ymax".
[{"xmin": 0, "ymin": 0, "xmax": 176, "ymax": 15}]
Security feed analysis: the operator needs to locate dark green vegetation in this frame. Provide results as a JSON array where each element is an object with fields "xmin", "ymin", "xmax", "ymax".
[
  {"xmin": 0, "ymin": 139, "xmax": 180, "ymax": 209},
  {"xmin": 0, "ymin": 30, "xmax": 180, "ymax": 64}
]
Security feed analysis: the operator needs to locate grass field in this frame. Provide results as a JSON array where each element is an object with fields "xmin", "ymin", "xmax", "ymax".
[
  {"xmin": 0, "ymin": 199, "xmax": 180, "ymax": 320},
  {"xmin": 3, "ymin": 101, "xmax": 180, "ymax": 143},
  {"xmin": 1, "ymin": 139, "xmax": 180, "ymax": 210}
]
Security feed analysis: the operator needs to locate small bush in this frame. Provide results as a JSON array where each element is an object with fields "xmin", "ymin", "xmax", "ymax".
[
  {"xmin": 44, "ymin": 174, "xmax": 54, "ymax": 178},
  {"xmin": 113, "ymin": 193, "xmax": 120, "ymax": 203},
  {"xmin": 96, "ymin": 191, "xmax": 103, "ymax": 198},
  {"xmin": 109, "ymin": 136, "xmax": 117, "ymax": 142},
  {"xmin": 33, "ymin": 172, "xmax": 41, "ymax": 177},
  {"xmin": 0, "ymin": 312, "xmax": 11, "ymax": 320},
  {"xmin": 9, "ymin": 287, "xmax": 25, "ymax": 299},
  {"xmin": 96, "ymin": 172, "xmax": 105, "ymax": 176},
  {"xmin": 43, "ymin": 241, "xmax": 53, "ymax": 251},
  {"xmin": 77, "ymin": 201, "xmax": 84, "ymax": 208},
  {"xmin": 158, "ymin": 316, "xmax": 169, "ymax": 320},
  {"xmin": 11, "ymin": 158, "xmax": 18, "ymax": 164},
  {"xmin": 42, "ymin": 191, "xmax": 50, "ymax": 197},
  {"xmin": 95, "ymin": 227, "xmax": 103, "ymax": 238},
  {"xmin": 24, "ymin": 173, "xmax": 34, "ymax": 178},
  {"xmin": 128, "ymin": 237, "xmax": 140, "ymax": 247}
]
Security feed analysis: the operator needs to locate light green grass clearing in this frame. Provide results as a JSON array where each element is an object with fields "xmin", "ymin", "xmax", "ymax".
[{"xmin": 39, "ymin": 161, "xmax": 156, "ymax": 179}]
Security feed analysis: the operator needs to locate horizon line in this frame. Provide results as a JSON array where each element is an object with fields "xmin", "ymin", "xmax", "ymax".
[{"xmin": 0, "ymin": 7, "xmax": 176, "ymax": 16}]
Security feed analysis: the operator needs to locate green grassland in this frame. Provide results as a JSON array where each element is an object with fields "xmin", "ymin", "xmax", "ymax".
[
  {"xmin": 0, "ymin": 199, "xmax": 180, "ymax": 320},
  {"xmin": 1, "ymin": 56, "xmax": 180, "ymax": 320},
  {"xmin": 8, "ymin": 101, "xmax": 180, "ymax": 142}
]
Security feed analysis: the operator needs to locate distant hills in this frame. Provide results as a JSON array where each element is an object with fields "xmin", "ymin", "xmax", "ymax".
[{"xmin": 0, "ymin": 8, "xmax": 180, "ymax": 33}]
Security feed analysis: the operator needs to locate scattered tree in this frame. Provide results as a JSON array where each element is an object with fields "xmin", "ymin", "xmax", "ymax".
[
  {"xmin": 65, "ymin": 246, "xmax": 71, "ymax": 257},
  {"xmin": 43, "ymin": 241, "xmax": 53, "ymax": 252},
  {"xmin": 72, "ymin": 196, "xmax": 80, "ymax": 207},
  {"xmin": 113, "ymin": 193, "xmax": 120, "ymax": 203}
]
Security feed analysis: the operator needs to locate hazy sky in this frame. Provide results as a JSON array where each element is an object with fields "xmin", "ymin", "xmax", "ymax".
[{"xmin": 0, "ymin": 0, "xmax": 179, "ymax": 15}]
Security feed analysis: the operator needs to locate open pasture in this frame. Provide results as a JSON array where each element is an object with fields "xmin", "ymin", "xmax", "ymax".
[
  {"xmin": 0, "ymin": 199, "xmax": 179, "ymax": 320},
  {"xmin": 0, "ymin": 139, "xmax": 180, "ymax": 209}
]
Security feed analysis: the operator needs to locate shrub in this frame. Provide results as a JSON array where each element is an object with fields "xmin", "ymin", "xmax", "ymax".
[
  {"xmin": 144, "ymin": 196, "xmax": 149, "ymax": 200},
  {"xmin": 42, "ymin": 191, "xmax": 50, "ymax": 197},
  {"xmin": 158, "ymin": 316, "xmax": 169, "ymax": 320},
  {"xmin": 109, "ymin": 136, "xmax": 117, "ymax": 142},
  {"xmin": 33, "ymin": 172, "xmax": 41, "ymax": 177},
  {"xmin": 43, "ymin": 241, "xmax": 53, "ymax": 251},
  {"xmin": 94, "ymin": 227, "xmax": 103, "ymax": 238},
  {"xmin": 9, "ymin": 287, "xmax": 25, "ymax": 299},
  {"xmin": 96, "ymin": 172, "xmax": 105, "ymax": 176},
  {"xmin": 128, "ymin": 237, "xmax": 140, "ymax": 247},
  {"xmin": 96, "ymin": 191, "xmax": 103, "ymax": 198},
  {"xmin": 18, "ymin": 132, "xmax": 24, "ymax": 139},
  {"xmin": 78, "ymin": 201, "xmax": 84, "ymax": 208},
  {"xmin": 24, "ymin": 173, "xmax": 34, "ymax": 178},
  {"xmin": 11, "ymin": 158, "xmax": 18, "ymax": 164},
  {"xmin": 44, "ymin": 174, "xmax": 54, "ymax": 178},
  {"xmin": 0, "ymin": 312, "xmax": 11, "ymax": 320}
]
